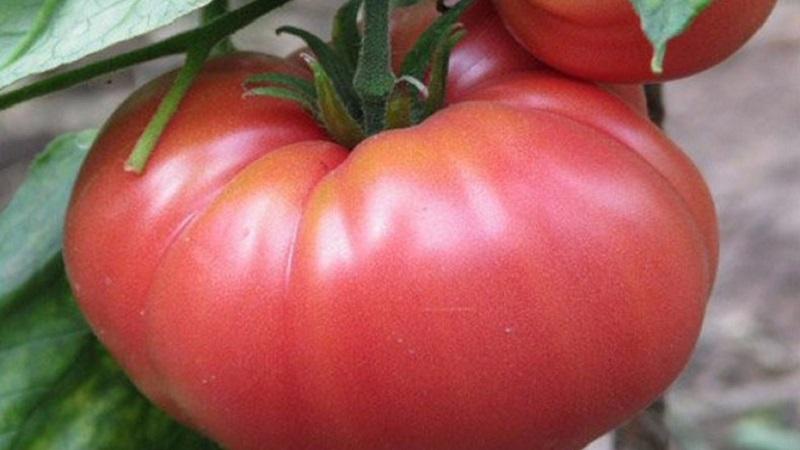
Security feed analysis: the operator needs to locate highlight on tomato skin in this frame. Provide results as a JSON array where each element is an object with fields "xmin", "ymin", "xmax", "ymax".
[
  {"xmin": 491, "ymin": 0, "xmax": 777, "ymax": 83},
  {"xmin": 62, "ymin": 2, "xmax": 718, "ymax": 449}
]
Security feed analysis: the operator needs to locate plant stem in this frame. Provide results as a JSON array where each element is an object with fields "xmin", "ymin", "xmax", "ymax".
[
  {"xmin": 0, "ymin": 0, "xmax": 291, "ymax": 111},
  {"xmin": 124, "ymin": 44, "xmax": 212, "ymax": 174},
  {"xmin": 354, "ymin": 0, "xmax": 395, "ymax": 135},
  {"xmin": 645, "ymin": 84, "xmax": 665, "ymax": 126},
  {"xmin": 203, "ymin": 0, "xmax": 236, "ymax": 56}
]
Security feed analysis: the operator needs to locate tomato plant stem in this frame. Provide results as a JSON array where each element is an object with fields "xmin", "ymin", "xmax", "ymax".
[
  {"xmin": 124, "ymin": 45, "xmax": 211, "ymax": 174},
  {"xmin": 354, "ymin": 0, "xmax": 395, "ymax": 134},
  {"xmin": 203, "ymin": 0, "xmax": 237, "ymax": 56},
  {"xmin": 0, "ymin": 0, "xmax": 291, "ymax": 111}
]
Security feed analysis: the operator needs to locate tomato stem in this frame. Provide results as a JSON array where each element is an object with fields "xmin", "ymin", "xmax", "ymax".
[
  {"xmin": 353, "ymin": 0, "xmax": 395, "ymax": 135},
  {"xmin": 248, "ymin": 0, "xmax": 475, "ymax": 148},
  {"xmin": 124, "ymin": 44, "xmax": 212, "ymax": 174}
]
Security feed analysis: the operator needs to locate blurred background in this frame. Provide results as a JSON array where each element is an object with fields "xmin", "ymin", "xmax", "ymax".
[{"xmin": 0, "ymin": 1, "xmax": 798, "ymax": 449}]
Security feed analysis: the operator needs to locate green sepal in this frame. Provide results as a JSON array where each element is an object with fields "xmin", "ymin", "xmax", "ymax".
[
  {"xmin": 400, "ymin": 0, "xmax": 474, "ymax": 80},
  {"xmin": 386, "ymin": 76, "xmax": 428, "ymax": 130},
  {"xmin": 245, "ymin": 72, "xmax": 317, "ymax": 102},
  {"xmin": 332, "ymin": 0, "xmax": 363, "ymax": 70},
  {"xmin": 391, "ymin": 0, "xmax": 424, "ymax": 6},
  {"xmin": 245, "ymin": 86, "xmax": 317, "ymax": 116},
  {"xmin": 423, "ymin": 26, "xmax": 465, "ymax": 119},
  {"xmin": 276, "ymin": 26, "xmax": 361, "ymax": 119},
  {"xmin": 304, "ymin": 55, "xmax": 366, "ymax": 149}
]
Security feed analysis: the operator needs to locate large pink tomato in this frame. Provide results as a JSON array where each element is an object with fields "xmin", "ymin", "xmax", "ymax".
[
  {"xmin": 64, "ymin": 37, "xmax": 716, "ymax": 450},
  {"xmin": 492, "ymin": 0, "xmax": 777, "ymax": 82}
]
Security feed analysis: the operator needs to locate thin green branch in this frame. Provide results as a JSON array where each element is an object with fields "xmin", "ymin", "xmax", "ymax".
[
  {"xmin": 124, "ymin": 44, "xmax": 212, "ymax": 174},
  {"xmin": 0, "ymin": 0, "xmax": 291, "ymax": 111},
  {"xmin": 202, "ymin": 0, "xmax": 236, "ymax": 56}
]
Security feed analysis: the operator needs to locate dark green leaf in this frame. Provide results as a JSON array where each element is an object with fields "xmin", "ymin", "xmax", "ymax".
[
  {"xmin": 332, "ymin": 0, "xmax": 363, "ymax": 70},
  {"xmin": 0, "ymin": 0, "xmax": 214, "ymax": 89},
  {"xmin": 8, "ymin": 338, "xmax": 219, "ymax": 450},
  {"xmin": 400, "ymin": 0, "xmax": 474, "ymax": 79},
  {"xmin": 0, "ymin": 260, "xmax": 93, "ymax": 450},
  {"xmin": 0, "ymin": 130, "xmax": 94, "ymax": 306},
  {"xmin": 628, "ymin": 0, "xmax": 713, "ymax": 73}
]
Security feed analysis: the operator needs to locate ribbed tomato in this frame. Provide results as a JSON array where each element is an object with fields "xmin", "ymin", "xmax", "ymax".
[
  {"xmin": 64, "ymin": 4, "xmax": 717, "ymax": 449},
  {"xmin": 492, "ymin": 0, "xmax": 777, "ymax": 82}
]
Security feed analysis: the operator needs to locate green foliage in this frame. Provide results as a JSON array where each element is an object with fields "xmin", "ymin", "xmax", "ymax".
[
  {"xmin": 0, "ymin": 132, "xmax": 217, "ymax": 449},
  {"xmin": 628, "ymin": 0, "xmax": 713, "ymax": 73},
  {"xmin": 0, "ymin": 0, "xmax": 213, "ymax": 90},
  {"xmin": 0, "ymin": 131, "xmax": 94, "ymax": 303}
]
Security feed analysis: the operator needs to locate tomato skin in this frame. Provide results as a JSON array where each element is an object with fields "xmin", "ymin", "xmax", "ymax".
[
  {"xmin": 65, "ymin": 54, "xmax": 716, "ymax": 449},
  {"xmin": 462, "ymin": 73, "xmax": 718, "ymax": 277},
  {"xmin": 492, "ymin": 0, "xmax": 777, "ymax": 82},
  {"xmin": 145, "ymin": 99, "xmax": 710, "ymax": 450},
  {"xmin": 63, "ymin": 53, "xmax": 325, "ymax": 419}
]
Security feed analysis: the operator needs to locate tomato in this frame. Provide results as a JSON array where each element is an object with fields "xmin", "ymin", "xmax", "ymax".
[
  {"xmin": 491, "ymin": 0, "xmax": 777, "ymax": 82},
  {"xmin": 64, "ymin": 45, "xmax": 716, "ymax": 448},
  {"xmin": 391, "ymin": 0, "xmax": 647, "ymax": 113}
]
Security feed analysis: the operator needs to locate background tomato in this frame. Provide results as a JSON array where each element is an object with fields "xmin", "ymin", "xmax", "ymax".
[
  {"xmin": 491, "ymin": 0, "xmax": 777, "ymax": 82},
  {"xmin": 390, "ymin": 0, "xmax": 646, "ymax": 114},
  {"xmin": 64, "ymin": 44, "xmax": 716, "ymax": 449}
]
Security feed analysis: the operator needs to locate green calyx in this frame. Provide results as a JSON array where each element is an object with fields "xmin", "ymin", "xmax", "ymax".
[{"xmin": 245, "ymin": 0, "xmax": 473, "ymax": 149}]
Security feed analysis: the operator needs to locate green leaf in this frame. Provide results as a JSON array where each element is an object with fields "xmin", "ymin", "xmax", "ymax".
[
  {"xmin": 7, "ymin": 338, "xmax": 219, "ymax": 450},
  {"xmin": 0, "ymin": 130, "xmax": 94, "ymax": 305},
  {"xmin": 0, "ymin": 0, "xmax": 214, "ymax": 90},
  {"xmin": 0, "ymin": 131, "xmax": 218, "ymax": 449},
  {"xmin": 628, "ymin": 0, "xmax": 713, "ymax": 73}
]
